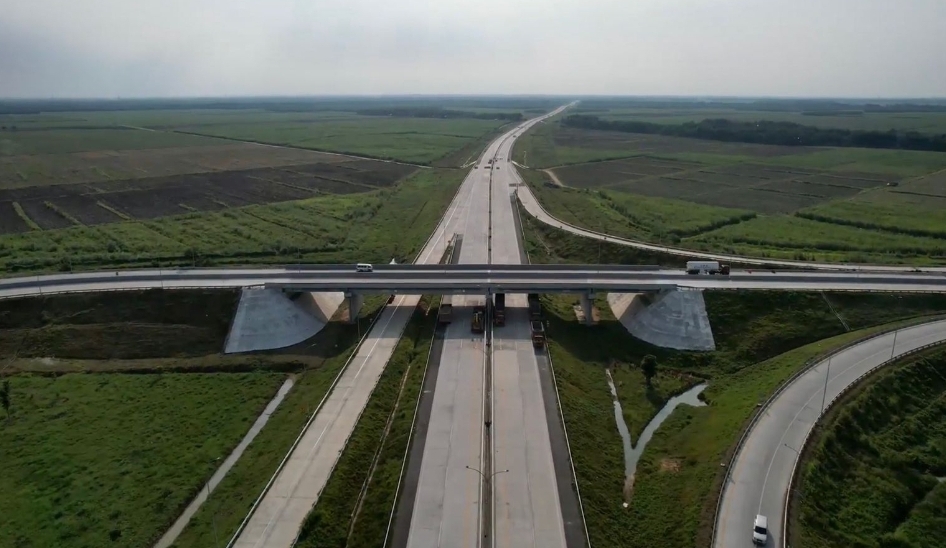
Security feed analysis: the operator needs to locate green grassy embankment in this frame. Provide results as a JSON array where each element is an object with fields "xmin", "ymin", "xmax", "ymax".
[
  {"xmin": 523, "ymin": 212, "xmax": 946, "ymax": 548},
  {"xmin": 0, "ymin": 372, "xmax": 285, "ymax": 548},
  {"xmin": 169, "ymin": 299, "xmax": 386, "ymax": 548},
  {"xmin": 794, "ymin": 347, "xmax": 946, "ymax": 548},
  {"xmin": 294, "ymin": 297, "xmax": 439, "ymax": 548}
]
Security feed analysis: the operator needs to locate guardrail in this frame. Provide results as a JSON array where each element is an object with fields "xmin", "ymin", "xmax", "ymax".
[
  {"xmin": 708, "ymin": 314, "xmax": 946, "ymax": 548},
  {"xmin": 781, "ymin": 337, "xmax": 946, "ymax": 548},
  {"xmin": 224, "ymin": 299, "xmax": 387, "ymax": 548}
]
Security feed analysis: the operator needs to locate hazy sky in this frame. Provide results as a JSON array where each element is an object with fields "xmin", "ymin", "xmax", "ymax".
[{"xmin": 2, "ymin": 0, "xmax": 944, "ymax": 98}]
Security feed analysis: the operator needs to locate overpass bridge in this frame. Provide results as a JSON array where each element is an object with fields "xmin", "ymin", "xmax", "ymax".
[{"xmin": 3, "ymin": 264, "xmax": 946, "ymax": 319}]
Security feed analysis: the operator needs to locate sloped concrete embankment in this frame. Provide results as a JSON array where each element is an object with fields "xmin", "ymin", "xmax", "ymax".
[
  {"xmin": 224, "ymin": 289, "xmax": 344, "ymax": 353},
  {"xmin": 607, "ymin": 290, "xmax": 715, "ymax": 351}
]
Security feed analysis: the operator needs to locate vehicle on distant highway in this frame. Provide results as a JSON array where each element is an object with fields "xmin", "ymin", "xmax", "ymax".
[
  {"xmin": 355, "ymin": 263, "xmax": 373, "ymax": 273},
  {"xmin": 686, "ymin": 260, "xmax": 730, "ymax": 275},
  {"xmin": 752, "ymin": 514, "xmax": 768, "ymax": 545}
]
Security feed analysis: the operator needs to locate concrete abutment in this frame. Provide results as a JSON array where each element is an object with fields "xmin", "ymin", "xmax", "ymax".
[{"xmin": 607, "ymin": 289, "xmax": 715, "ymax": 351}]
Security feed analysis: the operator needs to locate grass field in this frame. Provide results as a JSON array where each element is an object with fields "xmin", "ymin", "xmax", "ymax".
[
  {"xmin": 0, "ymin": 371, "xmax": 285, "ymax": 548},
  {"xmin": 543, "ymin": 296, "xmax": 946, "ymax": 548},
  {"xmin": 0, "ymin": 289, "xmax": 238, "ymax": 359},
  {"xmin": 0, "ymin": 167, "xmax": 464, "ymax": 274},
  {"xmin": 1, "ymin": 108, "xmax": 509, "ymax": 166},
  {"xmin": 295, "ymin": 297, "xmax": 438, "ymax": 548},
  {"xmin": 0, "ymin": 291, "xmax": 384, "ymax": 547},
  {"xmin": 521, "ymin": 212, "xmax": 946, "ymax": 547},
  {"xmin": 800, "ymin": 189, "xmax": 946, "ymax": 238},
  {"xmin": 514, "ymin": 115, "xmax": 946, "ymax": 265},
  {"xmin": 525, "ymin": 171, "xmax": 755, "ymax": 241},
  {"xmin": 686, "ymin": 214, "xmax": 946, "ymax": 263},
  {"xmin": 795, "ymin": 348, "xmax": 946, "ymax": 548}
]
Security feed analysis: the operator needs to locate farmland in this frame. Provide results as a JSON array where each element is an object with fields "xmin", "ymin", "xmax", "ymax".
[
  {"xmin": 0, "ymin": 167, "xmax": 465, "ymax": 274},
  {"xmin": 0, "ymin": 102, "xmax": 529, "ymax": 168},
  {"xmin": 794, "ymin": 348, "xmax": 946, "ymax": 548},
  {"xmin": 514, "ymin": 113, "xmax": 946, "ymax": 265}
]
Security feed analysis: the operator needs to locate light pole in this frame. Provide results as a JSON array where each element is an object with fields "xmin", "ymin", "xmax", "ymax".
[
  {"xmin": 820, "ymin": 356, "xmax": 832, "ymax": 414},
  {"xmin": 466, "ymin": 465, "xmax": 509, "ymax": 482}
]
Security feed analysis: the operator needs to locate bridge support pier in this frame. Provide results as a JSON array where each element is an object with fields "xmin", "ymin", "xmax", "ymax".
[
  {"xmin": 346, "ymin": 292, "xmax": 364, "ymax": 324},
  {"xmin": 579, "ymin": 291, "xmax": 595, "ymax": 326}
]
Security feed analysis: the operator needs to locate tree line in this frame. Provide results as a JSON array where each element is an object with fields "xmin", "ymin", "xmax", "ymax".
[
  {"xmin": 355, "ymin": 107, "xmax": 523, "ymax": 121},
  {"xmin": 563, "ymin": 115, "xmax": 946, "ymax": 152}
]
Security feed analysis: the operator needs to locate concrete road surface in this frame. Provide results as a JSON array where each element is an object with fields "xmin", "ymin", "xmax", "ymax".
[
  {"xmin": 407, "ymin": 105, "xmax": 570, "ymax": 548},
  {"xmin": 406, "ymin": 161, "xmax": 490, "ymax": 548},
  {"xmin": 489, "ymin": 124, "xmax": 568, "ymax": 547},
  {"xmin": 714, "ymin": 320, "xmax": 946, "ymax": 548}
]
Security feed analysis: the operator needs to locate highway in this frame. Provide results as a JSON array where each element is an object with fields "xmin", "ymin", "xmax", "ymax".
[
  {"xmin": 488, "ymin": 120, "xmax": 569, "ymax": 547},
  {"xmin": 230, "ymin": 108, "xmax": 493, "ymax": 548},
  {"xmin": 713, "ymin": 320, "xmax": 946, "ymax": 548},
  {"xmin": 406, "ymin": 104, "xmax": 570, "ymax": 548},
  {"xmin": 6, "ymin": 267, "xmax": 946, "ymax": 299},
  {"xmin": 516, "ymin": 183, "xmax": 946, "ymax": 273}
]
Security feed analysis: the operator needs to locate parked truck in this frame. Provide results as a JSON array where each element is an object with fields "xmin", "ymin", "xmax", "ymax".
[
  {"xmin": 493, "ymin": 293, "xmax": 506, "ymax": 326},
  {"xmin": 531, "ymin": 321, "xmax": 546, "ymax": 348},
  {"xmin": 686, "ymin": 260, "xmax": 730, "ymax": 275},
  {"xmin": 527, "ymin": 293, "xmax": 542, "ymax": 321},
  {"xmin": 471, "ymin": 305, "xmax": 486, "ymax": 334}
]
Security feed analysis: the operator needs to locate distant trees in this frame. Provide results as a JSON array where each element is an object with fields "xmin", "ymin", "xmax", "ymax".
[
  {"xmin": 356, "ymin": 107, "xmax": 524, "ymax": 122},
  {"xmin": 1, "ymin": 380, "xmax": 10, "ymax": 416},
  {"xmin": 562, "ymin": 115, "xmax": 946, "ymax": 153},
  {"xmin": 641, "ymin": 355, "xmax": 658, "ymax": 386}
]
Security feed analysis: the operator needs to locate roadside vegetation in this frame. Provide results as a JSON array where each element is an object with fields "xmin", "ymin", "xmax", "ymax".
[
  {"xmin": 522, "ymin": 212, "xmax": 946, "ymax": 548},
  {"xmin": 795, "ymin": 347, "xmax": 946, "ymax": 548},
  {"xmin": 0, "ymin": 288, "xmax": 384, "ymax": 548},
  {"xmin": 295, "ymin": 297, "xmax": 439, "ymax": 548},
  {"xmin": 0, "ymin": 371, "xmax": 285, "ymax": 548}
]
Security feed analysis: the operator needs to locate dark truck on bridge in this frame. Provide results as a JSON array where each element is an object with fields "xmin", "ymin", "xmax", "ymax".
[
  {"xmin": 471, "ymin": 305, "xmax": 486, "ymax": 334},
  {"xmin": 493, "ymin": 293, "xmax": 506, "ymax": 326},
  {"xmin": 531, "ymin": 321, "xmax": 546, "ymax": 348}
]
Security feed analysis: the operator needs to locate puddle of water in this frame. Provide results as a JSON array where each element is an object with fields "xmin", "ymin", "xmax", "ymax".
[{"xmin": 605, "ymin": 369, "xmax": 707, "ymax": 501}]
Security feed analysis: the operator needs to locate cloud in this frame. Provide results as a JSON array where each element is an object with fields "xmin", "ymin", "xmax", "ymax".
[{"xmin": 0, "ymin": 0, "xmax": 944, "ymax": 98}]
